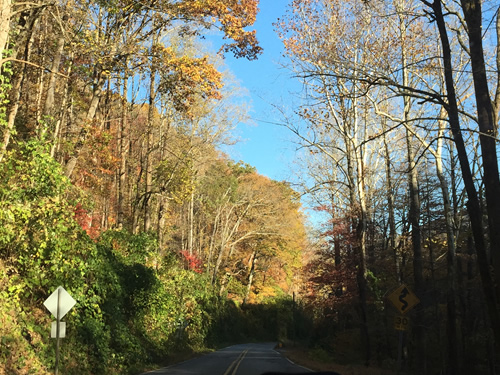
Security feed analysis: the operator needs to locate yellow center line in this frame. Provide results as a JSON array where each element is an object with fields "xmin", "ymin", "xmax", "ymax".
[
  {"xmin": 223, "ymin": 349, "xmax": 249, "ymax": 375},
  {"xmin": 231, "ymin": 349, "xmax": 248, "ymax": 375}
]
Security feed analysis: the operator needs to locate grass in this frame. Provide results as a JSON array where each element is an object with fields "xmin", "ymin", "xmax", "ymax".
[{"xmin": 277, "ymin": 344, "xmax": 404, "ymax": 375}]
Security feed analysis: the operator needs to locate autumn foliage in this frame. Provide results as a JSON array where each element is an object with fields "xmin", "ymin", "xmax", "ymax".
[
  {"xmin": 180, "ymin": 250, "xmax": 203, "ymax": 273},
  {"xmin": 0, "ymin": 1, "xmax": 318, "ymax": 373},
  {"xmin": 74, "ymin": 203, "xmax": 101, "ymax": 240}
]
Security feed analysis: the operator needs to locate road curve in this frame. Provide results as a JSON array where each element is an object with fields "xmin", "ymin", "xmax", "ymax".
[{"xmin": 141, "ymin": 342, "xmax": 312, "ymax": 375}]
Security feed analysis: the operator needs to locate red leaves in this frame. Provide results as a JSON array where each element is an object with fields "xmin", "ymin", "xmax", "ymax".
[
  {"xmin": 304, "ymin": 249, "xmax": 358, "ymax": 314},
  {"xmin": 180, "ymin": 250, "xmax": 203, "ymax": 273},
  {"xmin": 74, "ymin": 203, "xmax": 101, "ymax": 240},
  {"xmin": 304, "ymin": 210, "xmax": 360, "ymax": 314}
]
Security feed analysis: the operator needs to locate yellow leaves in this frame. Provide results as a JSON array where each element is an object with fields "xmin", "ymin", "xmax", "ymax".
[
  {"xmin": 173, "ymin": 0, "xmax": 261, "ymax": 60},
  {"xmin": 155, "ymin": 46, "xmax": 223, "ymax": 115}
]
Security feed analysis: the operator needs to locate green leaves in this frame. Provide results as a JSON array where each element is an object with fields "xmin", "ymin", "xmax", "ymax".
[
  {"xmin": 0, "ymin": 140, "xmax": 97, "ymax": 373},
  {"xmin": 1, "ymin": 140, "xmax": 69, "ymax": 200}
]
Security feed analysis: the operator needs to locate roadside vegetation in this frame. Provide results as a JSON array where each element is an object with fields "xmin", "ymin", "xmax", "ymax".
[
  {"xmin": 2, "ymin": 0, "xmax": 500, "ymax": 375},
  {"xmin": 0, "ymin": 138, "xmax": 308, "ymax": 375}
]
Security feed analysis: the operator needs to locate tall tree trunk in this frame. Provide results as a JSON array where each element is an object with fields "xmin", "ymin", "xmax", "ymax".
[
  {"xmin": 460, "ymin": 0, "xmax": 500, "ymax": 326},
  {"xmin": 493, "ymin": 6, "xmax": 500, "ymax": 127},
  {"xmin": 435, "ymin": 111, "xmax": 461, "ymax": 374},
  {"xmin": 41, "ymin": 16, "xmax": 67, "ymax": 134},
  {"xmin": 0, "ymin": 0, "xmax": 10, "ymax": 62},
  {"xmin": 50, "ymin": 51, "xmax": 73, "ymax": 158},
  {"xmin": 212, "ymin": 211, "xmax": 234, "ymax": 285},
  {"xmin": 156, "ymin": 197, "xmax": 165, "ymax": 257},
  {"xmin": 350, "ymin": 46, "xmax": 370, "ymax": 364},
  {"xmin": 64, "ymin": 74, "xmax": 105, "ymax": 177},
  {"xmin": 144, "ymin": 39, "xmax": 158, "ymax": 232},
  {"xmin": 0, "ymin": 9, "xmax": 40, "ymax": 162},
  {"xmin": 243, "ymin": 250, "xmax": 257, "ymax": 305},
  {"xmin": 212, "ymin": 208, "xmax": 232, "ymax": 285},
  {"xmin": 34, "ymin": 25, "xmax": 46, "ymax": 126},
  {"xmin": 395, "ymin": 3, "xmax": 425, "ymax": 369},
  {"xmin": 356, "ymin": 123, "xmax": 370, "ymax": 366},
  {"xmin": 207, "ymin": 208, "xmax": 221, "ymax": 278},
  {"xmin": 406, "ymin": 126, "xmax": 425, "ymax": 372},
  {"xmin": 117, "ymin": 76, "xmax": 128, "ymax": 228},
  {"xmin": 64, "ymin": 3, "xmax": 106, "ymax": 177},
  {"xmin": 430, "ymin": 0, "xmax": 500, "ymax": 351},
  {"xmin": 212, "ymin": 204, "xmax": 246, "ymax": 285},
  {"xmin": 382, "ymin": 114, "xmax": 400, "ymax": 281},
  {"xmin": 188, "ymin": 191, "xmax": 195, "ymax": 256}
]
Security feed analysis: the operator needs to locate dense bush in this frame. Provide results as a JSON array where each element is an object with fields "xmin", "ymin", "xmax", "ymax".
[{"xmin": 0, "ymin": 141, "xmax": 96, "ymax": 374}]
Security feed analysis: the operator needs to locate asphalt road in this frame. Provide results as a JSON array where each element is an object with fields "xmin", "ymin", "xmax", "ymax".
[{"xmin": 141, "ymin": 342, "xmax": 312, "ymax": 375}]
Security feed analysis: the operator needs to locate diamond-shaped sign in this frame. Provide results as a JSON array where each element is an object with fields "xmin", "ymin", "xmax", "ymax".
[
  {"xmin": 43, "ymin": 286, "xmax": 76, "ymax": 320},
  {"xmin": 387, "ymin": 284, "xmax": 420, "ymax": 315}
]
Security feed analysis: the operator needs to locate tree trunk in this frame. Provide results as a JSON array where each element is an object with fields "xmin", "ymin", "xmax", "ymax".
[
  {"xmin": 395, "ymin": 2, "xmax": 425, "ymax": 368},
  {"xmin": 493, "ymin": 6, "xmax": 500, "ymax": 127},
  {"xmin": 430, "ymin": 0, "xmax": 500, "ymax": 351},
  {"xmin": 64, "ymin": 75, "xmax": 105, "ymax": 178},
  {"xmin": 0, "ymin": 0, "xmax": 10, "ymax": 62},
  {"xmin": 356, "ymin": 125, "xmax": 370, "ymax": 366},
  {"xmin": 42, "ymin": 17, "xmax": 66, "ymax": 122},
  {"xmin": 434, "ymin": 111, "xmax": 462, "ymax": 374},
  {"xmin": 243, "ymin": 251, "xmax": 257, "ymax": 305},
  {"xmin": 349, "ymin": 45, "xmax": 370, "ymax": 365},
  {"xmin": 406, "ymin": 126, "xmax": 425, "ymax": 373},
  {"xmin": 188, "ymin": 191, "xmax": 195, "ymax": 256},
  {"xmin": 144, "ymin": 43, "xmax": 158, "ymax": 232},
  {"xmin": 117, "ymin": 76, "xmax": 128, "ymax": 227},
  {"xmin": 50, "ymin": 52, "xmax": 73, "ymax": 158},
  {"xmin": 0, "ymin": 9, "xmax": 40, "ymax": 162},
  {"xmin": 382, "ymin": 114, "xmax": 400, "ymax": 281},
  {"xmin": 460, "ymin": 0, "xmax": 500, "ymax": 327},
  {"xmin": 207, "ymin": 208, "xmax": 221, "ymax": 278}
]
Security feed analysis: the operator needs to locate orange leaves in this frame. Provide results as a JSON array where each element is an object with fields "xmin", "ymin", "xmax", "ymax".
[
  {"xmin": 74, "ymin": 124, "xmax": 120, "ymax": 193},
  {"xmin": 173, "ymin": 0, "xmax": 262, "ymax": 60},
  {"xmin": 155, "ymin": 45, "xmax": 223, "ymax": 115}
]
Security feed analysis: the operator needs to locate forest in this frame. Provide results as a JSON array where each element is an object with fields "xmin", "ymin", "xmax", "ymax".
[{"xmin": 1, "ymin": 0, "xmax": 500, "ymax": 374}]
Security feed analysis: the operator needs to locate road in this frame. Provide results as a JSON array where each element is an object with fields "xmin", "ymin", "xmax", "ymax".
[{"xmin": 141, "ymin": 343, "xmax": 312, "ymax": 375}]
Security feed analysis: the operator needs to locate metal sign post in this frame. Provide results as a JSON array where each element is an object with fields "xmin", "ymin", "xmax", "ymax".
[
  {"xmin": 43, "ymin": 286, "xmax": 76, "ymax": 375},
  {"xmin": 387, "ymin": 284, "xmax": 419, "ymax": 374},
  {"xmin": 55, "ymin": 288, "xmax": 60, "ymax": 375}
]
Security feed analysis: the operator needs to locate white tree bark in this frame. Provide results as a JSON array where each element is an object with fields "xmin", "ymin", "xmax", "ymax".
[{"xmin": 0, "ymin": 0, "xmax": 10, "ymax": 62}]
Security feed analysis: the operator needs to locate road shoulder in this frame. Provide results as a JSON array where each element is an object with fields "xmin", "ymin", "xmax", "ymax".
[{"xmin": 276, "ymin": 346, "xmax": 397, "ymax": 375}]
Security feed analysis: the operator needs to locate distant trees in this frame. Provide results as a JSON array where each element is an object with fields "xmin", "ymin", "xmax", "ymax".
[
  {"xmin": 0, "ymin": 0, "xmax": 310, "ymax": 299},
  {"xmin": 279, "ymin": 0, "xmax": 500, "ymax": 372}
]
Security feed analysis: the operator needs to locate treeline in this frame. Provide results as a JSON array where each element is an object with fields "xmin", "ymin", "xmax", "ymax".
[
  {"xmin": 0, "ymin": 140, "xmax": 309, "ymax": 374},
  {"xmin": 278, "ymin": 0, "xmax": 500, "ymax": 374},
  {"xmin": 0, "ymin": 1, "xmax": 310, "ymax": 374}
]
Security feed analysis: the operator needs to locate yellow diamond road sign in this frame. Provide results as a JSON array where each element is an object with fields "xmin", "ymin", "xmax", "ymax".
[{"xmin": 388, "ymin": 284, "xmax": 420, "ymax": 315}]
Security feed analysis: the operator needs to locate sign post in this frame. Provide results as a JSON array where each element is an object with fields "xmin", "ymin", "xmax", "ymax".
[
  {"xmin": 43, "ymin": 286, "xmax": 76, "ymax": 375},
  {"xmin": 387, "ymin": 284, "xmax": 419, "ymax": 374}
]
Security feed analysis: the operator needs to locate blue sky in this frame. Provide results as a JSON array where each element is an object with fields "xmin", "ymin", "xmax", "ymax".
[
  {"xmin": 213, "ymin": 1, "xmax": 329, "ymax": 227},
  {"xmin": 220, "ymin": 1, "xmax": 300, "ymax": 182}
]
